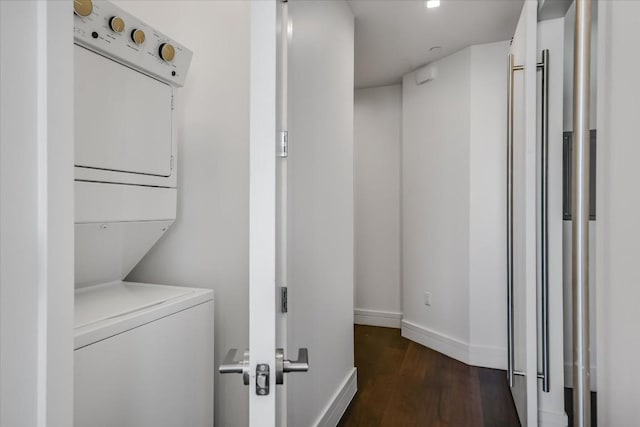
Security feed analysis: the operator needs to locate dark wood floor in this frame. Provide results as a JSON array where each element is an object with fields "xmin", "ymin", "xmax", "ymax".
[{"xmin": 338, "ymin": 325, "xmax": 520, "ymax": 427}]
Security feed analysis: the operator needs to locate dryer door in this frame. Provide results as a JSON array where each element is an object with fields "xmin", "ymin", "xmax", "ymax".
[{"xmin": 74, "ymin": 44, "xmax": 173, "ymax": 177}]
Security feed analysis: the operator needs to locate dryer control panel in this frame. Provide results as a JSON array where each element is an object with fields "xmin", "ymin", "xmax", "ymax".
[{"xmin": 73, "ymin": 0, "xmax": 192, "ymax": 87}]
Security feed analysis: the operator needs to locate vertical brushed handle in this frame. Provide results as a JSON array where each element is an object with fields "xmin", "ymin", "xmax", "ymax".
[
  {"xmin": 507, "ymin": 50, "xmax": 551, "ymax": 392},
  {"xmin": 540, "ymin": 49, "xmax": 550, "ymax": 393},
  {"xmin": 507, "ymin": 54, "xmax": 515, "ymax": 388}
]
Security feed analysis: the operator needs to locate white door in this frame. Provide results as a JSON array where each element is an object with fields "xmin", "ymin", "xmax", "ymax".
[
  {"xmin": 219, "ymin": 2, "xmax": 307, "ymax": 425},
  {"xmin": 247, "ymin": 1, "xmax": 278, "ymax": 424},
  {"xmin": 508, "ymin": 1, "xmax": 539, "ymax": 426},
  {"xmin": 282, "ymin": 1, "xmax": 355, "ymax": 426}
]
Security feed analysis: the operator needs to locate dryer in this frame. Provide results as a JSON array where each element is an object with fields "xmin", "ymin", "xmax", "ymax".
[{"xmin": 72, "ymin": 2, "xmax": 213, "ymax": 426}]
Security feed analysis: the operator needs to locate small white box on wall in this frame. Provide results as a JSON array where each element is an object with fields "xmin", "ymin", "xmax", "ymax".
[{"xmin": 415, "ymin": 64, "xmax": 437, "ymax": 85}]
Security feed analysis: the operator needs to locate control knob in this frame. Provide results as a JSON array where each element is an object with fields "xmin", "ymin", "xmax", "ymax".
[
  {"xmin": 109, "ymin": 16, "xmax": 125, "ymax": 33},
  {"xmin": 73, "ymin": 0, "xmax": 93, "ymax": 17},
  {"xmin": 159, "ymin": 43, "xmax": 176, "ymax": 62},
  {"xmin": 131, "ymin": 29, "xmax": 146, "ymax": 45}
]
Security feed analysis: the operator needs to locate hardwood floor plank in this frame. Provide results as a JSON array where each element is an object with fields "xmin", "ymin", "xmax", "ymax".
[
  {"xmin": 477, "ymin": 368, "xmax": 520, "ymax": 427},
  {"xmin": 339, "ymin": 325, "xmax": 520, "ymax": 427},
  {"xmin": 469, "ymin": 364, "xmax": 486, "ymax": 425},
  {"xmin": 380, "ymin": 342, "xmax": 431, "ymax": 426}
]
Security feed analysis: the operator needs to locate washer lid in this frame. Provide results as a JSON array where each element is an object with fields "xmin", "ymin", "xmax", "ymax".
[
  {"xmin": 75, "ymin": 281, "xmax": 194, "ymax": 329},
  {"xmin": 74, "ymin": 281, "xmax": 213, "ymax": 349}
]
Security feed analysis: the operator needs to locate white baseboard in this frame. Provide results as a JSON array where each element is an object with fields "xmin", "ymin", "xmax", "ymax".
[
  {"xmin": 401, "ymin": 320, "xmax": 507, "ymax": 370},
  {"xmin": 564, "ymin": 363, "xmax": 598, "ymax": 391},
  {"xmin": 468, "ymin": 343, "xmax": 507, "ymax": 370},
  {"xmin": 538, "ymin": 408, "xmax": 569, "ymax": 426},
  {"xmin": 313, "ymin": 367, "xmax": 357, "ymax": 427},
  {"xmin": 401, "ymin": 320, "xmax": 470, "ymax": 365},
  {"xmin": 354, "ymin": 309, "xmax": 402, "ymax": 328}
]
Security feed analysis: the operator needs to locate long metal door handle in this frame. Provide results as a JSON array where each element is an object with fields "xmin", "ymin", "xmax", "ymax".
[
  {"xmin": 539, "ymin": 49, "xmax": 550, "ymax": 393},
  {"xmin": 275, "ymin": 348, "xmax": 309, "ymax": 385},
  {"xmin": 507, "ymin": 50, "xmax": 551, "ymax": 392},
  {"xmin": 219, "ymin": 348, "xmax": 250, "ymax": 386},
  {"xmin": 506, "ymin": 53, "xmax": 515, "ymax": 388}
]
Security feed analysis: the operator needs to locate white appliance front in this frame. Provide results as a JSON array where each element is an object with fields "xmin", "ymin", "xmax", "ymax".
[
  {"xmin": 71, "ymin": 3, "xmax": 207, "ymax": 427},
  {"xmin": 74, "ymin": 283, "xmax": 214, "ymax": 427},
  {"xmin": 75, "ymin": 44, "xmax": 173, "ymax": 178},
  {"xmin": 72, "ymin": 0, "xmax": 191, "ymax": 188}
]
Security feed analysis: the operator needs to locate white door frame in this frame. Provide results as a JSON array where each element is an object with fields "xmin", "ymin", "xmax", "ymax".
[
  {"xmin": 0, "ymin": 1, "xmax": 74, "ymax": 426},
  {"xmin": 249, "ymin": 0, "xmax": 278, "ymax": 425},
  {"xmin": 276, "ymin": 0, "xmax": 290, "ymax": 425}
]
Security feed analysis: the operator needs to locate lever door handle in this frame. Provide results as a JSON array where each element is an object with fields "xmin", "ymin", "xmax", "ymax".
[
  {"xmin": 283, "ymin": 348, "xmax": 309, "ymax": 373},
  {"xmin": 275, "ymin": 348, "xmax": 309, "ymax": 384},
  {"xmin": 219, "ymin": 348, "xmax": 250, "ymax": 385}
]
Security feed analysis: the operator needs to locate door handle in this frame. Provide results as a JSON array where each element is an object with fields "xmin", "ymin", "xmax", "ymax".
[
  {"xmin": 507, "ymin": 53, "xmax": 515, "ymax": 389},
  {"xmin": 506, "ymin": 49, "xmax": 550, "ymax": 392},
  {"xmin": 539, "ymin": 48, "xmax": 550, "ymax": 393},
  {"xmin": 275, "ymin": 348, "xmax": 309, "ymax": 385},
  {"xmin": 219, "ymin": 348, "xmax": 250, "ymax": 386}
]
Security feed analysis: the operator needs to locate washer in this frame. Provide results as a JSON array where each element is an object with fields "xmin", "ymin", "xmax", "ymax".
[
  {"xmin": 72, "ymin": 2, "xmax": 211, "ymax": 426},
  {"xmin": 74, "ymin": 282, "xmax": 214, "ymax": 426}
]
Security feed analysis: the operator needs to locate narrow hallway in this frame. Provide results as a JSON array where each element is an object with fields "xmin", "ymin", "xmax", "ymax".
[{"xmin": 339, "ymin": 326, "xmax": 520, "ymax": 426}]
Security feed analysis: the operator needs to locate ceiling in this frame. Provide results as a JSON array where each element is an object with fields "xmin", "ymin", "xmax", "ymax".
[{"xmin": 349, "ymin": 0, "xmax": 525, "ymax": 89}]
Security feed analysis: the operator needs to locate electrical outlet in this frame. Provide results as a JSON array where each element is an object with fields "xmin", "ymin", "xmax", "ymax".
[{"xmin": 423, "ymin": 291, "xmax": 432, "ymax": 306}]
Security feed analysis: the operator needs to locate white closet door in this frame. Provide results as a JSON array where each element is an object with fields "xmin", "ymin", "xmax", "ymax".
[{"xmin": 509, "ymin": 1, "xmax": 539, "ymax": 426}]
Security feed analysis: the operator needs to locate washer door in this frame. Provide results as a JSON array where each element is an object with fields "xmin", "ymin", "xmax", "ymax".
[{"xmin": 74, "ymin": 44, "xmax": 173, "ymax": 177}]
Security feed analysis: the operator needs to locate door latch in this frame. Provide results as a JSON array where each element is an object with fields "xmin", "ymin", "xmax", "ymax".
[{"xmin": 256, "ymin": 364, "xmax": 270, "ymax": 396}]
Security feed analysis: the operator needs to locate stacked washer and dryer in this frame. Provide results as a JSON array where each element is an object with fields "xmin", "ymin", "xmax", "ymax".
[{"xmin": 73, "ymin": 1, "xmax": 214, "ymax": 426}]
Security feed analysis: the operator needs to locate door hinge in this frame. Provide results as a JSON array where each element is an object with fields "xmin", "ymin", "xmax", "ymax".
[
  {"xmin": 278, "ymin": 131, "xmax": 288, "ymax": 158},
  {"xmin": 171, "ymin": 94, "xmax": 175, "ymax": 110},
  {"xmin": 281, "ymin": 286, "xmax": 288, "ymax": 313},
  {"xmin": 170, "ymin": 155, "xmax": 175, "ymax": 170}
]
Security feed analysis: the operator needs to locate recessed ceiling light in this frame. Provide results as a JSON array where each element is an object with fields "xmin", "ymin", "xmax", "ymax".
[{"xmin": 426, "ymin": 0, "xmax": 440, "ymax": 9}]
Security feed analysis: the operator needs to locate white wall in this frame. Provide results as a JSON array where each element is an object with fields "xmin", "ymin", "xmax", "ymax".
[
  {"xmin": 596, "ymin": 1, "xmax": 640, "ymax": 424},
  {"xmin": 118, "ymin": 2, "xmax": 251, "ymax": 426},
  {"xmin": 402, "ymin": 48, "xmax": 472, "ymax": 352},
  {"xmin": 353, "ymin": 85, "xmax": 402, "ymax": 327},
  {"xmin": 468, "ymin": 41, "xmax": 510, "ymax": 367},
  {"xmin": 0, "ymin": 2, "xmax": 74, "ymax": 426},
  {"xmin": 401, "ymin": 41, "xmax": 514, "ymax": 369},
  {"xmin": 286, "ymin": 1, "xmax": 356, "ymax": 426}
]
